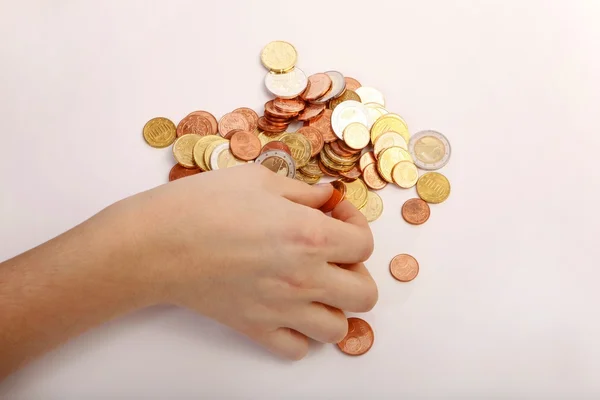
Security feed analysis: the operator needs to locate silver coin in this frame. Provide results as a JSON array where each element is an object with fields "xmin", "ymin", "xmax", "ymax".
[
  {"xmin": 364, "ymin": 102, "xmax": 389, "ymax": 129},
  {"xmin": 355, "ymin": 87, "xmax": 385, "ymax": 107},
  {"xmin": 264, "ymin": 68, "xmax": 308, "ymax": 99},
  {"xmin": 330, "ymin": 100, "xmax": 370, "ymax": 140},
  {"xmin": 408, "ymin": 130, "xmax": 451, "ymax": 170},
  {"xmin": 210, "ymin": 142, "xmax": 247, "ymax": 170},
  {"xmin": 312, "ymin": 71, "xmax": 346, "ymax": 104},
  {"xmin": 255, "ymin": 150, "xmax": 296, "ymax": 178}
]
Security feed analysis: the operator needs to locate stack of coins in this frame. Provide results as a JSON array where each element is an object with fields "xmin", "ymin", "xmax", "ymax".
[{"xmin": 142, "ymin": 40, "xmax": 453, "ymax": 357}]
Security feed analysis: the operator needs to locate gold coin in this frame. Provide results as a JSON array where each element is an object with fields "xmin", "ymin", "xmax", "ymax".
[
  {"xmin": 341, "ymin": 179, "xmax": 369, "ymax": 209},
  {"xmin": 143, "ymin": 117, "xmax": 176, "ymax": 148},
  {"xmin": 364, "ymin": 103, "xmax": 388, "ymax": 128},
  {"xmin": 257, "ymin": 131, "xmax": 286, "ymax": 147},
  {"xmin": 359, "ymin": 191, "xmax": 384, "ymax": 222},
  {"xmin": 279, "ymin": 133, "xmax": 312, "ymax": 168},
  {"xmin": 376, "ymin": 146, "xmax": 413, "ymax": 183},
  {"xmin": 260, "ymin": 41, "xmax": 298, "ymax": 73},
  {"xmin": 416, "ymin": 172, "xmax": 451, "ymax": 204},
  {"xmin": 391, "ymin": 160, "xmax": 419, "ymax": 188},
  {"xmin": 343, "ymin": 122, "xmax": 370, "ymax": 150},
  {"xmin": 299, "ymin": 157, "xmax": 324, "ymax": 177},
  {"xmin": 203, "ymin": 137, "xmax": 228, "ymax": 171},
  {"xmin": 373, "ymin": 132, "xmax": 407, "ymax": 157},
  {"xmin": 370, "ymin": 114, "xmax": 410, "ymax": 143},
  {"xmin": 193, "ymin": 135, "xmax": 223, "ymax": 171},
  {"xmin": 329, "ymin": 89, "xmax": 361, "ymax": 110},
  {"xmin": 295, "ymin": 170, "xmax": 321, "ymax": 185},
  {"xmin": 173, "ymin": 134, "xmax": 202, "ymax": 168}
]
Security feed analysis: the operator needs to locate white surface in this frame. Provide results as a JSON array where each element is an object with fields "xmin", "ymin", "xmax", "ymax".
[{"xmin": 1, "ymin": 0, "xmax": 599, "ymax": 398}]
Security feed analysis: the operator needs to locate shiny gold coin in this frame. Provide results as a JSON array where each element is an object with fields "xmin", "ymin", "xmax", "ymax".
[
  {"xmin": 341, "ymin": 179, "xmax": 369, "ymax": 209},
  {"xmin": 373, "ymin": 131, "xmax": 408, "ymax": 157},
  {"xmin": 299, "ymin": 157, "xmax": 324, "ymax": 177},
  {"xmin": 295, "ymin": 170, "xmax": 321, "ymax": 185},
  {"xmin": 343, "ymin": 122, "xmax": 370, "ymax": 150},
  {"xmin": 257, "ymin": 131, "xmax": 286, "ymax": 147},
  {"xmin": 359, "ymin": 191, "xmax": 384, "ymax": 222},
  {"xmin": 260, "ymin": 41, "xmax": 298, "ymax": 73},
  {"xmin": 376, "ymin": 146, "xmax": 413, "ymax": 183},
  {"xmin": 203, "ymin": 137, "xmax": 228, "ymax": 171},
  {"xmin": 173, "ymin": 134, "xmax": 202, "ymax": 168},
  {"xmin": 416, "ymin": 172, "xmax": 451, "ymax": 204},
  {"xmin": 391, "ymin": 160, "xmax": 419, "ymax": 188},
  {"xmin": 279, "ymin": 133, "xmax": 312, "ymax": 168},
  {"xmin": 319, "ymin": 151, "xmax": 356, "ymax": 173},
  {"xmin": 193, "ymin": 135, "xmax": 223, "ymax": 171},
  {"xmin": 143, "ymin": 117, "xmax": 176, "ymax": 148},
  {"xmin": 370, "ymin": 114, "xmax": 410, "ymax": 143},
  {"xmin": 329, "ymin": 89, "xmax": 361, "ymax": 110}
]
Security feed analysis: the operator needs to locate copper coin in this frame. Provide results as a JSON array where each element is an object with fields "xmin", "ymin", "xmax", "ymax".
[
  {"xmin": 338, "ymin": 139, "xmax": 362, "ymax": 155},
  {"xmin": 344, "ymin": 77, "xmax": 362, "ymax": 91},
  {"xmin": 186, "ymin": 111, "xmax": 218, "ymax": 135},
  {"xmin": 258, "ymin": 117, "xmax": 288, "ymax": 133},
  {"xmin": 307, "ymin": 109, "xmax": 336, "ymax": 143},
  {"xmin": 273, "ymin": 97, "xmax": 306, "ymax": 113},
  {"xmin": 319, "ymin": 181, "xmax": 346, "ymax": 213},
  {"xmin": 297, "ymin": 103, "xmax": 326, "ymax": 121},
  {"xmin": 296, "ymin": 126, "xmax": 324, "ymax": 157},
  {"xmin": 337, "ymin": 317, "xmax": 374, "ymax": 356},
  {"xmin": 265, "ymin": 101, "xmax": 298, "ymax": 119},
  {"xmin": 261, "ymin": 141, "xmax": 291, "ymax": 156},
  {"xmin": 230, "ymin": 130, "xmax": 261, "ymax": 161},
  {"xmin": 401, "ymin": 198, "xmax": 431, "ymax": 225},
  {"xmin": 363, "ymin": 163, "xmax": 387, "ymax": 190},
  {"xmin": 329, "ymin": 140, "xmax": 357, "ymax": 158},
  {"xmin": 169, "ymin": 164, "xmax": 201, "ymax": 181},
  {"xmin": 359, "ymin": 151, "xmax": 376, "ymax": 172},
  {"xmin": 222, "ymin": 128, "xmax": 243, "ymax": 140},
  {"xmin": 264, "ymin": 115, "xmax": 292, "ymax": 126},
  {"xmin": 219, "ymin": 112, "xmax": 251, "ymax": 137},
  {"xmin": 176, "ymin": 114, "xmax": 213, "ymax": 137},
  {"xmin": 301, "ymin": 73, "xmax": 333, "ymax": 101},
  {"xmin": 232, "ymin": 107, "xmax": 259, "ymax": 132},
  {"xmin": 339, "ymin": 164, "xmax": 362, "ymax": 180},
  {"xmin": 390, "ymin": 254, "xmax": 419, "ymax": 282},
  {"xmin": 317, "ymin": 159, "xmax": 340, "ymax": 177}
]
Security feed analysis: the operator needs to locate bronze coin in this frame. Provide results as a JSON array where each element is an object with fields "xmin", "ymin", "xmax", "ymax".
[
  {"xmin": 297, "ymin": 103, "xmax": 326, "ymax": 121},
  {"xmin": 296, "ymin": 126, "xmax": 324, "ymax": 157},
  {"xmin": 232, "ymin": 107, "xmax": 259, "ymax": 132},
  {"xmin": 319, "ymin": 181, "xmax": 346, "ymax": 213},
  {"xmin": 359, "ymin": 151, "xmax": 376, "ymax": 172},
  {"xmin": 301, "ymin": 73, "xmax": 333, "ymax": 101},
  {"xmin": 261, "ymin": 141, "xmax": 291, "ymax": 156},
  {"xmin": 362, "ymin": 163, "xmax": 387, "ymax": 190},
  {"xmin": 186, "ymin": 111, "xmax": 218, "ymax": 135},
  {"xmin": 338, "ymin": 139, "xmax": 362, "ymax": 155},
  {"xmin": 307, "ymin": 109, "xmax": 336, "ymax": 143},
  {"xmin": 176, "ymin": 114, "xmax": 213, "ymax": 137},
  {"xmin": 273, "ymin": 97, "xmax": 306, "ymax": 113},
  {"xmin": 230, "ymin": 130, "xmax": 261, "ymax": 161},
  {"xmin": 344, "ymin": 77, "xmax": 362, "ymax": 91},
  {"xmin": 223, "ymin": 128, "xmax": 243, "ymax": 140},
  {"xmin": 257, "ymin": 117, "xmax": 288, "ymax": 133},
  {"xmin": 401, "ymin": 198, "xmax": 431, "ymax": 225},
  {"xmin": 339, "ymin": 164, "xmax": 362, "ymax": 180},
  {"xmin": 264, "ymin": 101, "xmax": 298, "ymax": 119},
  {"xmin": 317, "ymin": 159, "xmax": 340, "ymax": 177},
  {"xmin": 219, "ymin": 112, "xmax": 251, "ymax": 137},
  {"xmin": 169, "ymin": 164, "xmax": 201, "ymax": 181},
  {"xmin": 337, "ymin": 317, "xmax": 374, "ymax": 356},
  {"xmin": 390, "ymin": 254, "xmax": 419, "ymax": 282},
  {"xmin": 330, "ymin": 140, "xmax": 357, "ymax": 158}
]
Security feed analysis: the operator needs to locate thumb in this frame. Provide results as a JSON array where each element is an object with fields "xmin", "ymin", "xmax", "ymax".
[{"xmin": 275, "ymin": 176, "xmax": 334, "ymax": 208}]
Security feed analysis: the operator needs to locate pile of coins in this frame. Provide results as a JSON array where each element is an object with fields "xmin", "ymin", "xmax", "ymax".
[{"xmin": 142, "ymin": 40, "xmax": 452, "ymax": 357}]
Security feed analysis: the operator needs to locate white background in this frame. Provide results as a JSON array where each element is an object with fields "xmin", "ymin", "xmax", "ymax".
[{"xmin": 1, "ymin": 0, "xmax": 599, "ymax": 398}]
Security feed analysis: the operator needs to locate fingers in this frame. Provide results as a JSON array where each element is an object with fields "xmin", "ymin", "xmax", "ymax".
[
  {"xmin": 263, "ymin": 169, "xmax": 333, "ymax": 208},
  {"xmin": 259, "ymin": 328, "xmax": 309, "ymax": 361},
  {"xmin": 285, "ymin": 303, "xmax": 348, "ymax": 344},
  {"xmin": 313, "ymin": 262, "xmax": 378, "ymax": 313}
]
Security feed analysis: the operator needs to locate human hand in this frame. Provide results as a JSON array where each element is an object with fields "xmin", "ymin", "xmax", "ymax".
[{"xmin": 123, "ymin": 164, "xmax": 378, "ymax": 360}]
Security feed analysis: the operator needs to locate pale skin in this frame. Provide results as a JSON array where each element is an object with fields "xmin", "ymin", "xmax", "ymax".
[{"xmin": 0, "ymin": 164, "xmax": 378, "ymax": 380}]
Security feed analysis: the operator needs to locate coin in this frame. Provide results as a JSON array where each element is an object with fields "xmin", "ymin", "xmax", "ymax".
[
  {"xmin": 376, "ymin": 146, "xmax": 413, "ymax": 183},
  {"xmin": 176, "ymin": 114, "xmax": 213, "ymax": 137},
  {"xmin": 342, "ymin": 122, "xmax": 370, "ymax": 150},
  {"xmin": 230, "ymin": 130, "xmax": 262, "ymax": 161},
  {"xmin": 330, "ymin": 140, "xmax": 358, "ymax": 158},
  {"xmin": 307, "ymin": 109, "xmax": 337, "ymax": 143},
  {"xmin": 169, "ymin": 164, "xmax": 201, "ymax": 181},
  {"xmin": 370, "ymin": 114, "xmax": 410, "ymax": 143},
  {"xmin": 401, "ymin": 198, "xmax": 431, "ymax": 225},
  {"xmin": 373, "ymin": 131, "xmax": 408, "ymax": 157},
  {"xmin": 341, "ymin": 178, "xmax": 368, "ymax": 209},
  {"xmin": 313, "ymin": 71, "xmax": 346, "ymax": 104},
  {"xmin": 344, "ymin": 77, "xmax": 361, "ymax": 91},
  {"xmin": 232, "ymin": 108, "xmax": 259, "ymax": 133},
  {"xmin": 390, "ymin": 254, "xmax": 419, "ymax": 282},
  {"xmin": 408, "ymin": 130, "xmax": 451, "ymax": 170},
  {"xmin": 355, "ymin": 86, "xmax": 385, "ymax": 106},
  {"xmin": 279, "ymin": 133, "xmax": 312, "ymax": 168},
  {"xmin": 296, "ymin": 126, "xmax": 324, "ymax": 157},
  {"xmin": 273, "ymin": 98, "xmax": 306, "ymax": 113},
  {"xmin": 255, "ymin": 150, "xmax": 296, "ymax": 178},
  {"xmin": 364, "ymin": 103, "xmax": 388, "ymax": 128},
  {"xmin": 219, "ymin": 112, "xmax": 251, "ymax": 137},
  {"xmin": 264, "ymin": 68, "xmax": 308, "ymax": 99},
  {"xmin": 193, "ymin": 135, "xmax": 224, "ymax": 171},
  {"xmin": 143, "ymin": 117, "xmax": 176, "ymax": 148},
  {"xmin": 339, "ymin": 165, "xmax": 362, "ymax": 180},
  {"xmin": 359, "ymin": 151, "xmax": 376, "ymax": 172},
  {"xmin": 359, "ymin": 191, "xmax": 384, "ymax": 222},
  {"xmin": 318, "ymin": 159, "xmax": 340, "ymax": 177},
  {"xmin": 173, "ymin": 134, "xmax": 202, "ymax": 168},
  {"xmin": 261, "ymin": 140, "xmax": 291, "ymax": 156},
  {"xmin": 416, "ymin": 172, "xmax": 451, "ymax": 204},
  {"xmin": 337, "ymin": 317, "xmax": 374, "ymax": 356},
  {"xmin": 392, "ymin": 160, "xmax": 419, "ymax": 188},
  {"xmin": 328, "ymin": 89, "xmax": 361, "ymax": 110},
  {"xmin": 297, "ymin": 103, "xmax": 326, "ymax": 121},
  {"xmin": 331, "ymin": 100, "xmax": 370, "ymax": 140},
  {"xmin": 295, "ymin": 170, "xmax": 321, "ymax": 185},
  {"xmin": 299, "ymin": 157, "xmax": 324, "ymax": 177},
  {"xmin": 319, "ymin": 181, "xmax": 346, "ymax": 213},
  {"xmin": 362, "ymin": 163, "xmax": 387, "ymax": 190},
  {"xmin": 203, "ymin": 137, "xmax": 229, "ymax": 171},
  {"xmin": 260, "ymin": 41, "xmax": 298, "ymax": 73},
  {"xmin": 257, "ymin": 116, "xmax": 288, "ymax": 134},
  {"xmin": 186, "ymin": 111, "xmax": 218, "ymax": 135},
  {"xmin": 264, "ymin": 100, "xmax": 298, "ymax": 119},
  {"xmin": 210, "ymin": 142, "xmax": 247, "ymax": 170},
  {"xmin": 301, "ymin": 73, "xmax": 333, "ymax": 101}
]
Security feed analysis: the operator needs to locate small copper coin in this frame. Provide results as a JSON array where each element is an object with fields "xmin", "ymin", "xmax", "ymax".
[
  {"xmin": 301, "ymin": 73, "xmax": 333, "ymax": 101},
  {"xmin": 297, "ymin": 103, "xmax": 326, "ymax": 121},
  {"xmin": 344, "ymin": 77, "xmax": 362, "ymax": 91},
  {"xmin": 222, "ymin": 128, "xmax": 243, "ymax": 140},
  {"xmin": 401, "ymin": 198, "xmax": 431, "ymax": 225},
  {"xmin": 219, "ymin": 112, "xmax": 251, "ymax": 137},
  {"xmin": 273, "ymin": 97, "xmax": 306, "ymax": 113},
  {"xmin": 339, "ymin": 164, "xmax": 362, "ymax": 180},
  {"xmin": 186, "ymin": 111, "xmax": 219, "ymax": 135},
  {"xmin": 390, "ymin": 254, "xmax": 419, "ymax": 282},
  {"xmin": 169, "ymin": 164, "xmax": 201, "ymax": 181},
  {"xmin": 330, "ymin": 140, "xmax": 357, "ymax": 158},
  {"xmin": 176, "ymin": 114, "xmax": 213, "ymax": 137},
  {"xmin": 296, "ymin": 126, "xmax": 324, "ymax": 157},
  {"xmin": 337, "ymin": 317, "xmax": 374, "ymax": 356},
  {"xmin": 338, "ymin": 139, "xmax": 362, "ymax": 155},
  {"xmin": 318, "ymin": 159, "xmax": 340, "ymax": 177},
  {"xmin": 359, "ymin": 151, "xmax": 376, "ymax": 172},
  {"xmin": 261, "ymin": 141, "xmax": 291, "ymax": 156},
  {"xmin": 319, "ymin": 180, "xmax": 346, "ymax": 213},
  {"xmin": 258, "ymin": 117, "xmax": 288, "ymax": 133},
  {"xmin": 362, "ymin": 163, "xmax": 387, "ymax": 190},
  {"xmin": 232, "ymin": 107, "xmax": 259, "ymax": 132},
  {"xmin": 264, "ymin": 100, "xmax": 298, "ymax": 119},
  {"xmin": 307, "ymin": 109, "xmax": 336, "ymax": 143},
  {"xmin": 230, "ymin": 130, "xmax": 262, "ymax": 161}
]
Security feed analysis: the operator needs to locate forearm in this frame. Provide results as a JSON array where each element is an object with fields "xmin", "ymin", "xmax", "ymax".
[{"xmin": 0, "ymin": 201, "xmax": 161, "ymax": 379}]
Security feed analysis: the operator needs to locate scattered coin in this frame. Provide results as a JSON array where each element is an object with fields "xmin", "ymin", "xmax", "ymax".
[
  {"xmin": 362, "ymin": 163, "xmax": 388, "ymax": 190},
  {"xmin": 260, "ymin": 41, "xmax": 297, "ymax": 73},
  {"xmin": 401, "ymin": 198, "xmax": 430, "ymax": 225},
  {"xmin": 409, "ymin": 130, "xmax": 451, "ymax": 171},
  {"xmin": 261, "ymin": 140, "xmax": 291, "ymax": 156},
  {"xmin": 176, "ymin": 114, "xmax": 213, "ymax": 137},
  {"xmin": 230, "ymin": 130, "xmax": 261, "ymax": 161},
  {"xmin": 329, "ymin": 89, "xmax": 361, "ymax": 110},
  {"xmin": 264, "ymin": 68, "xmax": 308, "ymax": 99},
  {"xmin": 296, "ymin": 126, "xmax": 324, "ymax": 157},
  {"xmin": 297, "ymin": 103, "xmax": 326, "ymax": 121},
  {"xmin": 392, "ymin": 160, "xmax": 419, "ymax": 188},
  {"xmin": 359, "ymin": 151, "xmax": 376, "ymax": 172},
  {"xmin": 341, "ymin": 178, "xmax": 369, "ymax": 210},
  {"xmin": 344, "ymin": 77, "xmax": 361, "ymax": 91},
  {"xmin": 337, "ymin": 317, "xmax": 374, "ymax": 356},
  {"xmin": 143, "ymin": 117, "xmax": 177, "ymax": 148},
  {"xmin": 254, "ymin": 150, "xmax": 296, "ymax": 178},
  {"xmin": 390, "ymin": 254, "xmax": 419, "ymax": 282},
  {"xmin": 301, "ymin": 73, "xmax": 333, "ymax": 101},
  {"xmin": 186, "ymin": 111, "xmax": 219, "ymax": 135},
  {"xmin": 314, "ymin": 71, "xmax": 346, "ymax": 104},
  {"xmin": 307, "ymin": 109, "xmax": 337, "ymax": 143},
  {"xmin": 355, "ymin": 86, "xmax": 385, "ymax": 107},
  {"xmin": 370, "ymin": 114, "xmax": 409, "ymax": 143},
  {"xmin": 210, "ymin": 142, "xmax": 247, "ymax": 170},
  {"xmin": 173, "ymin": 134, "xmax": 202, "ymax": 168},
  {"xmin": 273, "ymin": 98, "xmax": 306, "ymax": 114},
  {"xmin": 219, "ymin": 112, "xmax": 251, "ymax": 137},
  {"xmin": 416, "ymin": 172, "xmax": 451, "ymax": 204},
  {"xmin": 279, "ymin": 133, "xmax": 312, "ymax": 169},
  {"xmin": 343, "ymin": 122, "xmax": 370, "ymax": 150},
  {"xmin": 193, "ymin": 135, "xmax": 223, "ymax": 171},
  {"xmin": 359, "ymin": 191, "xmax": 384, "ymax": 222},
  {"xmin": 232, "ymin": 108, "xmax": 259, "ymax": 133},
  {"xmin": 331, "ymin": 100, "xmax": 370, "ymax": 139},
  {"xmin": 377, "ymin": 146, "xmax": 413, "ymax": 183},
  {"xmin": 373, "ymin": 131, "xmax": 408, "ymax": 157},
  {"xmin": 169, "ymin": 164, "xmax": 201, "ymax": 181}
]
